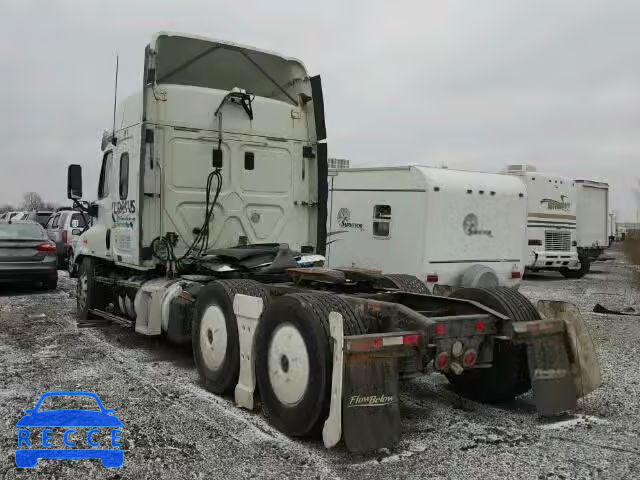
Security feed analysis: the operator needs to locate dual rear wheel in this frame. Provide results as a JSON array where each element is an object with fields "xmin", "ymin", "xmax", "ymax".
[{"xmin": 193, "ymin": 283, "xmax": 371, "ymax": 437}]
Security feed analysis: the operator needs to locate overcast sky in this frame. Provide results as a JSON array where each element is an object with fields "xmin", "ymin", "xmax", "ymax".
[{"xmin": 1, "ymin": 1, "xmax": 639, "ymax": 220}]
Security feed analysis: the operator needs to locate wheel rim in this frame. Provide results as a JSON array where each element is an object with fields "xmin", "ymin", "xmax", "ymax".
[
  {"xmin": 200, "ymin": 305, "xmax": 228, "ymax": 371},
  {"xmin": 78, "ymin": 272, "xmax": 88, "ymax": 311},
  {"xmin": 267, "ymin": 323, "xmax": 310, "ymax": 406}
]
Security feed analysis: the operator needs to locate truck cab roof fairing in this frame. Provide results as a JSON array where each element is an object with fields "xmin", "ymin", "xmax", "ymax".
[{"xmin": 150, "ymin": 32, "xmax": 309, "ymax": 105}]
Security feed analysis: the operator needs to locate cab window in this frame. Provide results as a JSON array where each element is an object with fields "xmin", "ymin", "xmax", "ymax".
[
  {"xmin": 98, "ymin": 151, "xmax": 114, "ymax": 199},
  {"xmin": 119, "ymin": 153, "xmax": 129, "ymax": 200}
]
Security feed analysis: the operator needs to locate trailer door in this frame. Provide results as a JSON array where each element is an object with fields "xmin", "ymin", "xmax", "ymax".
[{"xmin": 577, "ymin": 184, "xmax": 608, "ymax": 246}]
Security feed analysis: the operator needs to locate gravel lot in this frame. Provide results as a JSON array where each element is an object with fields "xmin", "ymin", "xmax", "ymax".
[{"xmin": 1, "ymin": 244, "xmax": 639, "ymax": 479}]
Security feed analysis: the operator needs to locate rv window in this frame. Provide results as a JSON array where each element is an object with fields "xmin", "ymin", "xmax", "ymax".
[
  {"xmin": 119, "ymin": 153, "xmax": 129, "ymax": 200},
  {"xmin": 98, "ymin": 151, "xmax": 114, "ymax": 199},
  {"xmin": 373, "ymin": 205, "xmax": 391, "ymax": 238},
  {"xmin": 374, "ymin": 205, "xmax": 391, "ymax": 219}
]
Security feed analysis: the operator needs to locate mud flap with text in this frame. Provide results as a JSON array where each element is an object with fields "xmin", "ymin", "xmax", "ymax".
[
  {"xmin": 323, "ymin": 312, "xmax": 420, "ymax": 452},
  {"xmin": 513, "ymin": 319, "xmax": 577, "ymax": 415}
]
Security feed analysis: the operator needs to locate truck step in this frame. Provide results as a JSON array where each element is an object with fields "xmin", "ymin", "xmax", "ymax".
[{"xmin": 89, "ymin": 308, "xmax": 135, "ymax": 328}]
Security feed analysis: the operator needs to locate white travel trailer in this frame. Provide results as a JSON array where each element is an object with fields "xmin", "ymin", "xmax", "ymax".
[
  {"xmin": 326, "ymin": 166, "xmax": 528, "ymax": 291},
  {"xmin": 502, "ymin": 165, "xmax": 582, "ymax": 277},
  {"xmin": 574, "ymin": 179, "xmax": 609, "ymax": 270}
]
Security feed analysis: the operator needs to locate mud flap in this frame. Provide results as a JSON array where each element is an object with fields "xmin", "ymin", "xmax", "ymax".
[
  {"xmin": 323, "ymin": 313, "xmax": 419, "ymax": 452},
  {"xmin": 233, "ymin": 294, "xmax": 264, "ymax": 410},
  {"xmin": 537, "ymin": 300, "xmax": 602, "ymax": 397},
  {"xmin": 513, "ymin": 319, "xmax": 577, "ymax": 415}
]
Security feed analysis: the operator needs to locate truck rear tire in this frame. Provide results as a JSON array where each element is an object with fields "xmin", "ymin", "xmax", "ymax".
[
  {"xmin": 255, "ymin": 292, "xmax": 367, "ymax": 437},
  {"xmin": 445, "ymin": 287, "xmax": 540, "ymax": 402},
  {"xmin": 192, "ymin": 279, "xmax": 272, "ymax": 395},
  {"xmin": 382, "ymin": 274, "xmax": 430, "ymax": 294}
]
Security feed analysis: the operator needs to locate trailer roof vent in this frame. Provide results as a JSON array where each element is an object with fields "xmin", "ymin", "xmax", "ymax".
[{"xmin": 502, "ymin": 164, "xmax": 536, "ymax": 173}]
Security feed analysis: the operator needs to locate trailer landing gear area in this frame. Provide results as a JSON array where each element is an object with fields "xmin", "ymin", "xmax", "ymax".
[{"xmin": 189, "ymin": 270, "xmax": 602, "ymax": 452}]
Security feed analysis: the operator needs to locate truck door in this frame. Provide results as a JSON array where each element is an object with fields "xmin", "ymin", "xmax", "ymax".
[
  {"xmin": 111, "ymin": 130, "xmax": 141, "ymax": 266},
  {"xmin": 94, "ymin": 150, "xmax": 115, "ymax": 259}
]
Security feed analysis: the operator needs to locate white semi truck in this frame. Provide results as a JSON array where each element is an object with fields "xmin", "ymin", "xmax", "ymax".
[
  {"xmin": 326, "ymin": 166, "xmax": 528, "ymax": 292},
  {"xmin": 574, "ymin": 179, "xmax": 609, "ymax": 270},
  {"xmin": 67, "ymin": 32, "xmax": 601, "ymax": 452},
  {"xmin": 502, "ymin": 165, "xmax": 584, "ymax": 278}
]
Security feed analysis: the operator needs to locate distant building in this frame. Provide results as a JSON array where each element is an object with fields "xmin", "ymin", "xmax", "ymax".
[
  {"xmin": 328, "ymin": 158, "xmax": 350, "ymax": 170},
  {"xmin": 617, "ymin": 222, "xmax": 640, "ymax": 239}
]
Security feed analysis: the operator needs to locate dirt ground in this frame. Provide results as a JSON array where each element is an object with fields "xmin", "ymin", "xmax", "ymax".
[{"xmin": 1, "ymin": 244, "xmax": 640, "ymax": 479}]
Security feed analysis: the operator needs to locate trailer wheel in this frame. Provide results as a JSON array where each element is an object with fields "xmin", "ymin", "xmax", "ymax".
[
  {"xmin": 192, "ymin": 279, "xmax": 271, "ymax": 395},
  {"xmin": 255, "ymin": 292, "xmax": 367, "ymax": 437},
  {"xmin": 445, "ymin": 287, "xmax": 540, "ymax": 402},
  {"xmin": 77, "ymin": 257, "xmax": 104, "ymax": 320},
  {"xmin": 381, "ymin": 274, "xmax": 430, "ymax": 294}
]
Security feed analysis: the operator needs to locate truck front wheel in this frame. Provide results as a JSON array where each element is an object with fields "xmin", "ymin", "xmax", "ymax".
[
  {"xmin": 192, "ymin": 280, "xmax": 271, "ymax": 395},
  {"xmin": 77, "ymin": 257, "xmax": 104, "ymax": 320},
  {"xmin": 445, "ymin": 287, "xmax": 540, "ymax": 403}
]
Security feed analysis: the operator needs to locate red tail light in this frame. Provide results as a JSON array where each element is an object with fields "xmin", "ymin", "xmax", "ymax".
[
  {"xmin": 402, "ymin": 334, "xmax": 420, "ymax": 346},
  {"xmin": 463, "ymin": 350, "xmax": 478, "ymax": 367},
  {"xmin": 474, "ymin": 320, "xmax": 486, "ymax": 333},
  {"xmin": 62, "ymin": 230, "xmax": 68, "ymax": 244},
  {"xmin": 511, "ymin": 271, "xmax": 522, "ymax": 279},
  {"xmin": 435, "ymin": 352, "xmax": 450, "ymax": 370},
  {"xmin": 434, "ymin": 323, "xmax": 446, "ymax": 336},
  {"xmin": 36, "ymin": 243, "xmax": 56, "ymax": 254},
  {"xmin": 426, "ymin": 274, "xmax": 439, "ymax": 283}
]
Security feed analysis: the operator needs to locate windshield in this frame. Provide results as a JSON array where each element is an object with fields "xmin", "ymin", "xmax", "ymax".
[
  {"xmin": 155, "ymin": 35, "xmax": 308, "ymax": 105},
  {"xmin": 0, "ymin": 223, "xmax": 47, "ymax": 240}
]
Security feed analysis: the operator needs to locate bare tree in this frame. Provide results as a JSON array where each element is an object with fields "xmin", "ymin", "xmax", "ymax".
[
  {"xmin": 0, "ymin": 204, "xmax": 16, "ymax": 214},
  {"xmin": 21, "ymin": 192, "xmax": 44, "ymax": 212}
]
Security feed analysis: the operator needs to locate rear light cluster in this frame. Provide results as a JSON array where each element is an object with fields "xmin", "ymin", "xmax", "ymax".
[
  {"xmin": 511, "ymin": 271, "xmax": 522, "ymax": 279},
  {"xmin": 435, "ymin": 347, "xmax": 478, "ymax": 370},
  {"xmin": 426, "ymin": 274, "xmax": 438, "ymax": 283},
  {"xmin": 36, "ymin": 243, "xmax": 56, "ymax": 254}
]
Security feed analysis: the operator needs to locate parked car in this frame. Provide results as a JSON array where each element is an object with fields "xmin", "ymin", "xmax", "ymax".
[
  {"xmin": 25, "ymin": 211, "xmax": 54, "ymax": 227},
  {"xmin": 0, "ymin": 220, "xmax": 57, "ymax": 289},
  {"xmin": 44, "ymin": 211, "xmax": 88, "ymax": 269},
  {"xmin": 0, "ymin": 211, "xmax": 28, "ymax": 221}
]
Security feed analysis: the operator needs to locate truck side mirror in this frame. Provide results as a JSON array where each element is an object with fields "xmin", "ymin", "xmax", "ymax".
[
  {"xmin": 212, "ymin": 149, "xmax": 223, "ymax": 169},
  {"xmin": 67, "ymin": 164, "xmax": 83, "ymax": 200}
]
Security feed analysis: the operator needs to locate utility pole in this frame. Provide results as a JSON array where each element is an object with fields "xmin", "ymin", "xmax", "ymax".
[{"xmin": 609, "ymin": 212, "xmax": 615, "ymax": 235}]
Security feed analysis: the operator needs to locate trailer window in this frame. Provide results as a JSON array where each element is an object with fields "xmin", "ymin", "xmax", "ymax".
[
  {"xmin": 98, "ymin": 151, "xmax": 113, "ymax": 199},
  {"xmin": 119, "ymin": 153, "xmax": 129, "ymax": 200},
  {"xmin": 373, "ymin": 205, "xmax": 391, "ymax": 238}
]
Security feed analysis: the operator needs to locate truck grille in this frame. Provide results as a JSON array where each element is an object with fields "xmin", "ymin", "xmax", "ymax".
[{"xmin": 545, "ymin": 231, "xmax": 571, "ymax": 251}]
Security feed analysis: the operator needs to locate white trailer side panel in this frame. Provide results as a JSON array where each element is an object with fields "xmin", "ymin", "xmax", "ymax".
[
  {"xmin": 575, "ymin": 180, "xmax": 609, "ymax": 248},
  {"xmin": 327, "ymin": 166, "xmax": 527, "ymax": 288},
  {"xmin": 327, "ymin": 168, "xmax": 427, "ymax": 276},
  {"xmin": 419, "ymin": 167, "xmax": 527, "ymax": 286}
]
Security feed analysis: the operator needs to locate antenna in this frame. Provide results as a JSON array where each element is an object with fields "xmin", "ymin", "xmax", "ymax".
[{"xmin": 111, "ymin": 54, "xmax": 119, "ymax": 145}]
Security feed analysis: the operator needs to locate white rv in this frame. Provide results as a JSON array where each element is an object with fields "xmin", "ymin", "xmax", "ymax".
[
  {"xmin": 326, "ymin": 166, "xmax": 528, "ymax": 291},
  {"xmin": 502, "ymin": 165, "xmax": 582, "ymax": 277},
  {"xmin": 574, "ymin": 179, "xmax": 609, "ymax": 270}
]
